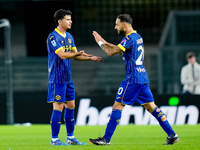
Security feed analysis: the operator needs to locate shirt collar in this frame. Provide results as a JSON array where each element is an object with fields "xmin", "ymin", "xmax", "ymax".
[
  {"xmin": 188, "ymin": 62, "xmax": 197, "ymax": 66},
  {"xmin": 126, "ymin": 30, "xmax": 137, "ymax": 36},
  {"xmin": 55, "ymin": 28, "xmax": 66, "ymax": 38}
]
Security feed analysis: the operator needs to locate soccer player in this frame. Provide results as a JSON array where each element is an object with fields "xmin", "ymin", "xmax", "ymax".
[
  {"xmin": 47, "ymin": 9, "xmax": 102, "ymax": 146},
  {"xmin": 89, "ymin": 14, "xmax": 180, "ymax": 145}
]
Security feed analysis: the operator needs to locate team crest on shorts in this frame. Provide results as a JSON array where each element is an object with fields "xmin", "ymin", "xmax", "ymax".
[{"xmin": 55, "ymin": 95, "xmax": 61, "ymax": 100}]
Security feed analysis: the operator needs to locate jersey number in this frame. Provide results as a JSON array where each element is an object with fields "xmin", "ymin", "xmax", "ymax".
[
  {"xmin": 118, "ymin": 87, "xmax": 123, "ymax": 95},
  {"xmin": 136, "ymin": 45, "xmax": 144, "ymax": 65}
]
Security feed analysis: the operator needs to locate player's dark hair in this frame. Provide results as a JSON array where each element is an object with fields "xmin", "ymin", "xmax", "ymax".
[
  {"xmin": 54, "ymin": 9, "xmax": 72, "ymax": 27},
  {"xmin": 117, "ymin": 14, "xmax": 133, "ymax": 25}
]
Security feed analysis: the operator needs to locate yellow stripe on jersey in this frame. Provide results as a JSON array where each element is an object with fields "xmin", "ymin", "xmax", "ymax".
[
  {"xmin": 117, "ymin": 30, "xmax": 137, "ymax": 52},
  {"xmin": 55, "ymin": 47, "xmax": 63, "ymax": 54},
  {"xmin": 126, "ymin": 30, "xmax": 137, "ymax": 40},
  {"xmin": 126, "ymin": 30, "xmax": 137, "ymax": 36},
  {"xmin": 117, "ymin": 44, "xmax": 126, "ymax": 52},
  {"xmin": 50, "ymin": 36, "xmax": 54, "ymax": 40},
  {"xmin": 71, "ymin": 47, "xmax": 76, "ymax": 50},
  {"xmin": 55, "ymin": 28, "xmax": 66, "ymax": 38}
]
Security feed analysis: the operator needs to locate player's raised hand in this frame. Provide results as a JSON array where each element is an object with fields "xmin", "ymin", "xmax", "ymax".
[
  {"xmin": 93, "ymin": 31, "xmax": 107, "ymax": 45},
  {"xmin": 92, "ymin": 31, "xmax": 102, "ymax": 42}
]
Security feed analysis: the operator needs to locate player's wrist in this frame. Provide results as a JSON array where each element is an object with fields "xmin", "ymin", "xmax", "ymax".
[
  {"xmin": 98, "ymin": 41, "xmax": 104, "ymax": 47},
  {"xmin": 75, "ymin": 52, "xmax": 79, "ymax": 57}
]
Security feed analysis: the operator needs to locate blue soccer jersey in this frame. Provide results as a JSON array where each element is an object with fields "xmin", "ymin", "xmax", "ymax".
[
  {"xmin": 47, "ymin": 28, "xmax": 76, "ymax": 84},
  {"xmin": 117, "ymin": 30, "xmax": 150, "ymax": 84}
]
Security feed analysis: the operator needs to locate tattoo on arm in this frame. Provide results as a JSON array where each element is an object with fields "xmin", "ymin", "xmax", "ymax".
[
  {"xmin": 100, "ymin": 44, "xmax": 122, "ymax": 56},
  {"xmin": 100, "ymin": 44, "xmax": 110, "ymax": 54}
]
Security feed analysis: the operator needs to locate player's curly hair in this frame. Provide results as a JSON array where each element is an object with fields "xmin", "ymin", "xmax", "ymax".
[
  {"xmin": 117, "ymin": 14, "xmax": 133, "ymax": 25},
  {"xmin": 54, "ymin": 9, "xmax": 72, "ymax": 27}
]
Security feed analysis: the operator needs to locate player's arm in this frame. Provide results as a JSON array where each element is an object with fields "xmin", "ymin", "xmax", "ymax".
[
  {"xmin": 92, "ymin": 31, "xmax": 122, "ymax": 56},
  {"xmin": 72, "ymin": 48, "xmax": 102, "ymax": 62},
  {"xmin": 56, "ymin": 48, "xmax": 83, "ymax": 59}
]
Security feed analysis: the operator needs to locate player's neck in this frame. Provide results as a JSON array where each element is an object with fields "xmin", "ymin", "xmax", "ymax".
[
  {"xmin": 125, "ymin": 28, "xmax": 134, "ymax": 36},
  {"xmin": 57, "ymin": 27, "xmax": 66, "ymax": 34}
]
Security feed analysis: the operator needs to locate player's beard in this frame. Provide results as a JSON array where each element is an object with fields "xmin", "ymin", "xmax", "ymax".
[{"xmin": 118, "ymin": 29, "xmax": 125, "ymax": 35}]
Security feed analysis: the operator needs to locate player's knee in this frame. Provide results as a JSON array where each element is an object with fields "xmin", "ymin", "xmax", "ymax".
[
  {"xmin": 70, "ymin": 103, "xmax": 75, "ymax": 108},
  {"xmin": 112, "ymin": 102, "xmax": 124, "ymax": 110},
  {"xmin": 65, "ymin": 101, "xmax": 75, "ymax": 108},
  {"xmin": 144, "ymin": 102, "xmax": 157, "ymax": 113},
  {"xmin": 53, "ymin": 102, "xmax": 64, "ymax": 110},
  {"xmin": 65, "ymin": 104, "xmax": 75, "ymax": 108}
]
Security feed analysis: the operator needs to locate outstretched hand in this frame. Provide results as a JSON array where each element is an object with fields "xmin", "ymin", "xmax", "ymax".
[
  {"xmin": 81, "ymin": 51, "xmax": 94, "ymax": 57},
  {"xmin": 75, "ymin": 50, "xmax": 102, "ymax": 62},
  {"xmin": 76, "ymin": 50, "xmax": 84, "ymax": 56},
  {"xmin": 90, "ymin": 56, "xmax": 103, "ymax": 62}
]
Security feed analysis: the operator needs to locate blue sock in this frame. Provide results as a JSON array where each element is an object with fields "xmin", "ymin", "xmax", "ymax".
[
  {"xmin": 104, "ymin": 109, "xmax": 122, "ymax": 142},
  {"xmin": 151, "ymin": 107, "xmax": 175, "ymax": 137},
  {"xmin": 50, "ymin": 110, "xmax": 62, "ymax": 138},
  {"xmin": 64, "ymin": 108, "xmax": 75, "ymax": 137}
]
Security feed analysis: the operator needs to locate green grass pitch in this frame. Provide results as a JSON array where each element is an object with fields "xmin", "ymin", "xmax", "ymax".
[{"xmin": 0, "ymin": 124, "xmax": 200, "ymax": 150}]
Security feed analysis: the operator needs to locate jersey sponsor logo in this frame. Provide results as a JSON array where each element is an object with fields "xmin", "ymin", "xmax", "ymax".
[
  {"xmin": 51, "ymin": 40, "xmax": 57, "ymax": 47},
  {"xmin": 136, "ymin": 67, "xmax": 146, "ymax": 72},
  {"xmin": 76, "ymin": 98, "xmax": 199, "ymax": 125},
  {"xmin": 63, "ymin": 45, "xmax": 72, "ymax": 52}
]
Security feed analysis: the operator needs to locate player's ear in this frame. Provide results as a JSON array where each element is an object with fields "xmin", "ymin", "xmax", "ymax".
[
  {"xmin": 123, "ymin": 23, "xmax": 127, "ymax": 28},
  {"xmin": 58, "ymin": 19, "xmax": 62, "ymax": 25}
]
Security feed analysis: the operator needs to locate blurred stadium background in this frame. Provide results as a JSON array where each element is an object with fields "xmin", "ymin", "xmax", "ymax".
[{"xmin": 0, "ymin": 0, "xmax": 200, "ymax": 124}]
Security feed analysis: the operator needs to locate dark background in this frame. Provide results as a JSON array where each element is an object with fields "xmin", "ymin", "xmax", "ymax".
[{"xmin": 1, "ymin": 0, "xmax": 199, "ymax": 56}]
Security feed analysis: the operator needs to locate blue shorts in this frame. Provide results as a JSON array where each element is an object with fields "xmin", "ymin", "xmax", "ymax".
[
  {"xmin": 115, "ymin": 82, "xmax": 154, "ymax": 106},
  {"xmin": 47, "ymin": 83, "xmax": 75, "ymax": 103}
]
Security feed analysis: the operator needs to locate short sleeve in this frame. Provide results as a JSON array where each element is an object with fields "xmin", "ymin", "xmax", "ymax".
[
  {"xmin": 48, "ymin": 34, "xmax": 63, "ymax": 54},
  {"xmin": 117, "ymin": 36, "xmax": 133, "ymax": 52}
]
